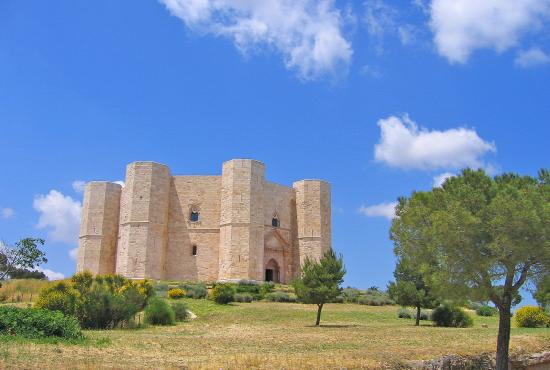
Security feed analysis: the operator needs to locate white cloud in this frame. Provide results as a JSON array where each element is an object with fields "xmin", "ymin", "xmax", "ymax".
[
  {"xmin": 33, "ymin": 190, "xmax": 82, "ymax": 244},
  {"xmin": 515, "ymin": 47, "xmax": 550, "ymax": 67},
  {"xmin": 429, "ymin": 0, "xmax": 550, "ymax": 63},
  {"xmin": 35, "ymin": 267, "xmax": 65, "ymax": 281},
  {"xmin": 433, "ymin": 172, "xmax": 455, "ymax": 187},
  {"xmin": 1, "ymin": 208, "xmax": 14, "ymax": 219},
  {"xmin": 114, "ymin": 180, "xmax": 125, "ymax": 187},
  {"xmin": 160, "ymin": 0, "xmax": 352, "ymax": 80},
  {"xmin": 363, "ymin": 0, "xmax": 419, "ymax": 52},
  {"xmin": 69, "ymin": 247, "xmax": 79, "ymax": 261},
  {"xmin": 72, "ymin": 180, "xmax": 86, "ymax": 193},
  {"xmin": 374, "ymin": 115, "xmax": 496, "ymax": 170},
  {"xmin": 359, "ymin": 201, "xmax": 397, "ymax": 220}
]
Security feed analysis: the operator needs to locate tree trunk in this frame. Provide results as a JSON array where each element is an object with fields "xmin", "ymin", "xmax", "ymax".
[
  {"xmin": 496, "ymin": 303, "xmax": 512, "ymax": 370},
  {"xmin": 315, "ymin": 303, "xmax": 324, "ymax": 326},
  {"xmin": 415, "ymin": 305, "xmax": 421, "ymax": 326}
]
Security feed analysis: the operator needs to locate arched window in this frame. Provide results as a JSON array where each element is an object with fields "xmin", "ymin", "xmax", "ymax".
[
  {"xmin": 192, "ymin": 245, "xmax": 197, "ymax": 256},
  {"xmin": 272, "ymin": 215, "xmax": 280, "ymax": 228},
  {"xmin": 189, "ymin": 207, "xmax": 200, "ymax": 222}
]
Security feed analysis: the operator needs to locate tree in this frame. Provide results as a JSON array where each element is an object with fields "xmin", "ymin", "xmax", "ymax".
[
  {"xmin": 390, "ymin": 169, "xmax": 550, "ymax": 370},
  {"xmin": 293, "ymin": 249, "xmax": 345, "ymax": 326},
  {"xmin": 0, "ymin": 238, "xmax": 47, "ymax": 284},
  {"xmin": 388, "ymin": 258, "xmax": 439, "ymax": 326},
  {"xmin": 534, "ymin": 273, "xmax": 550, "ymax": 312}
]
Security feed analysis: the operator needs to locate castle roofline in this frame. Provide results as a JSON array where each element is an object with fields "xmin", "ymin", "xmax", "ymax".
[
  {"xmin": 222, "ymin": 158, "xmax": 265, "ymax": 166},
  {"xmin": 293, "ymin": 179, "xmax": 330, "ymax": 184}
]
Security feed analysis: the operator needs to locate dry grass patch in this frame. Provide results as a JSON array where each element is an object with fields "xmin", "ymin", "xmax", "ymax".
[{"xmin": 1, "ymin": 300, "xmax": 549, "ymax": 369}]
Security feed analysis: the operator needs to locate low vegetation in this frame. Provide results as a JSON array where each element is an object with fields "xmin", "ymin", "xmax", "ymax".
[
  {"xmin": 431, "ymin": 303, "xmax": 474, "ymax": 328},
  {"xmin": 35, "ymin": 272, "xmax": 154, "ymax": 329},
  {"xmin": 0, "ymin": 306, "xmax": 82, "ymax": 339},
  {"xmin": 515, "ymin": 306, "xmax": 550, "ymax": 328},
  {"xmin": 1, "ymin": 299, "xmax": 548, "ymax": 369},
  {"xmin": 144, "ymin": 298, "xmax": 175, "ymax": 326}
]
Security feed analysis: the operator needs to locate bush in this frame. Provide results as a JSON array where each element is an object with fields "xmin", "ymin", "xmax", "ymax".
[
  {"xmin": 515, "ymin": 306, "xmax": 550, "ymax": 328},
  {"xmin": 264, "ymin": 292, "xmax": 297, "ymax": 303},
  {"xmin": 476, "ymin": 305, "xmax": 498, "ymax": 317},
  {"xmin": 259, "ymin": 282, "xmax": 275, "ymax": 297},
  {"xmin": 341, "ymin": 287, "xmax": 361, "ymax": 303},
  {"xmin": 155, "ymin": 282, "xmax": 170, "ymax": 292},
  {"xmin": 168, "ymin": 288, "xmax": 186, "ymax": 299},
  {"xmin": 180, "ymin": 283, "xmax": 208, "ymax": 299},
  {"xmin": 171, "ymin": 302, "xmax": 189, "ymax": 321},
  {"xmin": 144, "ymin": 298, "xmax": 175, "ymax": 325},
  {"xmin": 398, "ymin": 308, "xmax": 412, "ymax": 319},
  {"xmin": 432, "ymin": 304, "xmax": 473, "ymax": 328},
  {"xmin": 0, "ymin": 306, "xmax": 82, "ymax": 339},
  {"xmin": 419, "ymin": 310, "xmax": 431, "ymax": 321},
  {"xmin": 210, "ymin": 284, "xmax": 235, "ymax": 305},
  {"xmin": 35, "ymin": 272, "xmax": 154, "ymax": 329},
  {"xmin": 234, "ymin": 293, "xmax": 254, "ymax": 303}
]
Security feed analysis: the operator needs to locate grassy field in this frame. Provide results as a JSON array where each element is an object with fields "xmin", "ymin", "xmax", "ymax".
[{"xmin": 1, "ymin": 298, "xmax": 549, "ymax": 369}]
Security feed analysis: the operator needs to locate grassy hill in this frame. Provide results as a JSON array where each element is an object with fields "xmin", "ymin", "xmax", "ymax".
[{"xmin": 1, "ymin": 297, "xmax": 549, "ymax": 369}]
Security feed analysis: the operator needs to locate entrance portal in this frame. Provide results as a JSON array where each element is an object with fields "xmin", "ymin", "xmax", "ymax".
[{"xmin": 264, "ymin": 259, "xmax": 280, "ymax": 283}]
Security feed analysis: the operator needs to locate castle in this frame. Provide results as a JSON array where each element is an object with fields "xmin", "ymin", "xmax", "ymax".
[{"xmin": 76, "ymin": 159, "xmax": 332, "ymax": 284}]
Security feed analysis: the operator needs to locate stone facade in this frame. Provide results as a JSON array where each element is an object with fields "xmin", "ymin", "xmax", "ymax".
[{"xmin": 77, "ymin": 159, "xmax": 332, "ymax": 284}]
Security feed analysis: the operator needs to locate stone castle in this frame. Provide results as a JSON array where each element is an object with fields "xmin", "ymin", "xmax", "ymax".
[{"xmin": 76, "ymin": 159, "xmax": 331, "ymax": 284}]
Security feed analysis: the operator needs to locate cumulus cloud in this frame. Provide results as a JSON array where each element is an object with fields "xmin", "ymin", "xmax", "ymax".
[
  {"xmin": 433, "ymin": 172, "xmax": 455, "ymax": 187},
  {"xmin": 33, "ymin": 190, "xmax": 82, "ymax": 244},
  {"xmin": 515, "ymin": 47, "xmax": 550, "ymax": 67},
  {"xmin": 1, "ymin": 208, "xmax": 14, "ymax": 219},
  {"xmin": 160, "ymin": 0, "xmax": 352, "ymax": 79},
  {"xmin": 359, "ymin": 201, "xmax": 397, "ymax": 220},
  {"xmin": 36, "ymin": 267, "xmax": 65, "ymax": 281},
  {"xmin": 429, "ymin": 0, "xmax": 550, "ymax": 63},
  {"xmin": 72, "ymin": 180, "xmax": 86, "ymax": 193},
  {"xmin": 374, "ymin": 115, "xmax": 496, "ymax": 170}
]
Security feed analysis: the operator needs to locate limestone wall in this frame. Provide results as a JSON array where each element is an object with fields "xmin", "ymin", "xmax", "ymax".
[
  {"xmin": 165, "ymin": 176, "xmax": 221, "ymax": 281},
  {"xmin": 292, "ymin": 180, "xmax": 332, "ymax": 272},
  {"xmin": 218, "ymin": 159, "xmax": 265, "ymax": 281},
  {"xmin": 79, "ymin": 159, "xmax": 332, "ymax": 283},
  {"xmin": 262, "ymin": 181, "xmax": 296, "ymax": 283},
  {"xmin": 115, "ymin": 162, "xmax": 171, "ymax": 280},
  {"xmin": 77, "ymin": 182, "xmax": 122, "ymax": 274}
]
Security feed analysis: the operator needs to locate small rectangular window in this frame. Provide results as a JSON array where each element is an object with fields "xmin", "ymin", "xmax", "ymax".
[{"xmin": 192, "ymin": 245, "xmax": 197, "ymax": 256}]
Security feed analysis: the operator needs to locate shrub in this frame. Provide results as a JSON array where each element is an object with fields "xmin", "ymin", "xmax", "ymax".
[
  {"xmin": 259, "ymin": 282, "xmax": 275, "ymax": 297},
  {"xmin": 35, "ymin": 281, "xmax": 79, "ymax": 314},
  {"xmin": 419, "ymin": 310, "xmax": 431, "ymax": 321},
  {"xmin": 155, "ymin": 282, "xmax": 170, "ymax": 292},
  {"xmin": 168, "ymin": 288, "xmax": 186, "ymax": 299},
  {"xmin": 398, "ymin": 308, "xmax": 412, "ymax": 319},
  {"xmin": 210, "ymin": 284, "xmax": 235, "ymax": 305},
  {"xmin": 236, "ymin": 281, "xmax": 262, "ymax": 299},
  {"xmin": 264, "ymin": 292, "xmax": 297, "ymax": 303},
  {"xmin": 341, "ymin": 287, "xmax": 361, "ymax": 303},
  {"xmin": 476, "ymin": 305, "xmax": 498, "ymax": 317},
  {"xmin": 432, "ymin": 304, "xmax": 473, "ymax": 328},
  {"xmin": 515, "ymin": 306, "xmax": 550, "ymax": 328},
  {"xmin": 35, "ymin": 272, "xmax": 153, "ymax": 329},
  {"xmin": 181, "ymin": 284, "xmax": 208, "ymax": 299},
  {"xmin": 144, "ymin": 298, "xmax": 175, "ymax": 325},
  {"xmin": 171, "ymin": 302, "xmax": 189, "ymax": 321},
  {"xmin": 0, "ymin": 306, "xmax": 82, "ymax": 339},
  {"xmin": 234, "ymin": 293, "xmax": 254, "ymax": 303}
]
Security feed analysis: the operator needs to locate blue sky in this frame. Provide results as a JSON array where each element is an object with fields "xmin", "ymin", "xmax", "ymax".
[{"xmin": 0, "ymin": 1, "xmax": 549, "ymax": 303}]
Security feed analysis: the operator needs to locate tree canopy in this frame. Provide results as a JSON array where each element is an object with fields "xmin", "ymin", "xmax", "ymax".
[
  {"xmin": 0, "ymin": 238, "xmax": 47, "ymax": 283},
  {"xmin": 293, "ymin": 249, "xmax": 345, "ymax": 326},
  {"xmin": 390, "ymin": 169, "xmax": 549, "ymax": 369}
]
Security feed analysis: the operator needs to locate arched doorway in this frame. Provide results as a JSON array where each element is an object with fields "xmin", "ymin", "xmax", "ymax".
[{"xmin": 265, "ymin": 259, "xmax": 280, "ymax": 283}]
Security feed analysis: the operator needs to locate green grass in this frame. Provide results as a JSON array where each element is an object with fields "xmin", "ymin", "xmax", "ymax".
[{"xmin": 1, "ymin": 299, "xmax": 548, "ymax": 369}]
